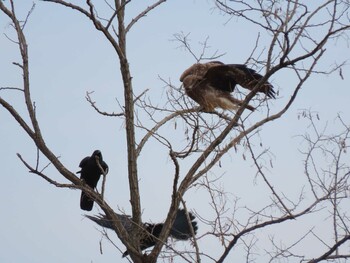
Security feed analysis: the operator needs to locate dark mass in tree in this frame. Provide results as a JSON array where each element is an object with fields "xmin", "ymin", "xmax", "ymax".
[
  {"xmin": 77, "ymin": 150, "xmax": 109, "ymax": 211},
  {"xmin": 180, "ymin": 61, "xmax": 275, "ymax": 112},
  {"xmin": 86, "ymin": 209, "xmax": 198, "ymax": 257}
]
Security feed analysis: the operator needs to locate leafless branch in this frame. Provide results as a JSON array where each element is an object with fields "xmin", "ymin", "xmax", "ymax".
[
  {"xmin": 126, "ymin": 0, "xmax": 167, "ymax": 33},
  {"xmin": 85, "ymin": 91, "xmax": 124, "ymax": 117},
  {"xmin": 307, "ymin": 235, "xmax": 350, "ymax": 262}
]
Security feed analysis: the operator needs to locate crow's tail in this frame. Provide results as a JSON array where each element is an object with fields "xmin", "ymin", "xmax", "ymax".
[
  {"xmin": 170, "ymin": 209, "xmax": 198, "ymax": 240},
  {"xmin": 86, "ymin": 213, "xmax": 133, "ymax": 232},
  {"xmin": 80, "ymin": 191, "xmax": 94, "ymax": 211},
  {"xmin": 86, "ymin": 213, "xmax": 111, "ymax": 227}
]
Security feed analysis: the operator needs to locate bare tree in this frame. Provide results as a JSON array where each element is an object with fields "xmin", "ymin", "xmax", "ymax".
[{"xmin": 1, "ymin": 0, "xmax": 350, "ymax": 262}]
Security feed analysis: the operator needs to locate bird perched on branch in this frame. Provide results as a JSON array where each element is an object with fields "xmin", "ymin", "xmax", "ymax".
[
  {"xmin": 77, "ymin": 150, "xmax": 109, "ymax": 211},
  {"xmin": 86, "ymin": 209, "xmax": 198, "ymax": 257},
  {"xmin": 179, "ymin": 61, "xmax": 275, "ymax": 112}
]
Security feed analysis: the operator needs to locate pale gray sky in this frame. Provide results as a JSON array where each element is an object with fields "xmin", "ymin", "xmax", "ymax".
[{"xmin": 1, "ymin": 1, "xmax": 350, "ymax": 262}]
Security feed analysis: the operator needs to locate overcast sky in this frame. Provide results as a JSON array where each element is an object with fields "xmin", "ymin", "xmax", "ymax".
[{"xmin": 1, "ymin": 1, "xmax": 350, "ymax": 262}]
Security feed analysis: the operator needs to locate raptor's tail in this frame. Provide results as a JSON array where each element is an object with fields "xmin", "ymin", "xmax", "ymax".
[{"xmin": 227, "ymin": 96, "xmax": 255, "ymax": 111}]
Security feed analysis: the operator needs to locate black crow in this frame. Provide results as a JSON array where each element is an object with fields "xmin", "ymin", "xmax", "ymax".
[
  {"xmin": 77, "ymin": 150, "xmax": 109, "ymax": 211},
  {"xmin": 86, "ymin": 209, "xmax": 198, "ymax": 257}
]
